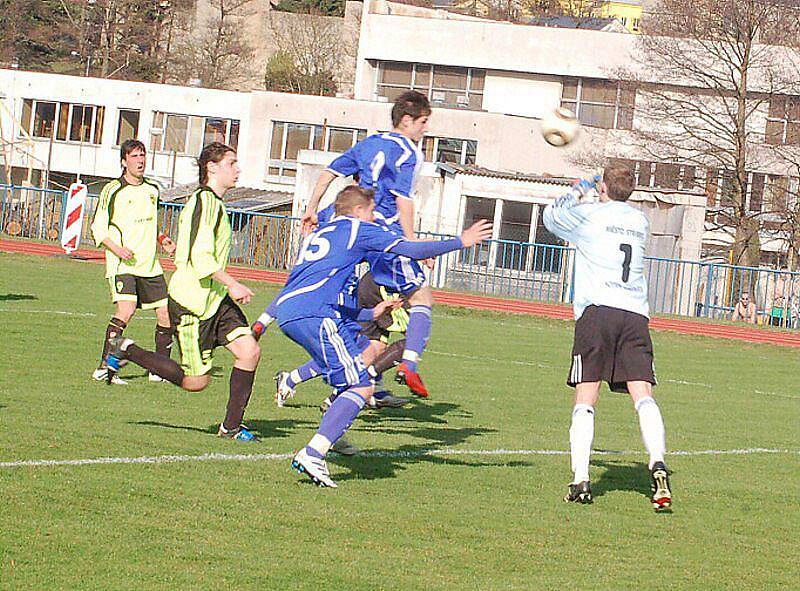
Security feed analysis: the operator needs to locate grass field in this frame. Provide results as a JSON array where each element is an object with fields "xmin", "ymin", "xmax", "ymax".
[{"xmin": 1, "ymin": 252, "xmax": 798, "ymax": 590}]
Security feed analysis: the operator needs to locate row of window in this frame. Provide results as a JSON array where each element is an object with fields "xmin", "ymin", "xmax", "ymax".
[
  {"xmin": 375, "ymin": 60, "xmax": 800, "ymax": 144},
  {"xmin": 267, "ymin": 121, "xmax": 478, "ymax": 179},
  {"xmin": 610, "ymin": 157, "xmax": 792, "ymax": 215},
  {"xmin": 19, "ymin": 98, "xmax": 478, "ymax": 177},
  {"xmin": 375, "ymin": 61, "xmax": 485, "ymax": 111},
  {"xmin": 21, "ymin": 99, "xmax": 241, "ymax": 153}
]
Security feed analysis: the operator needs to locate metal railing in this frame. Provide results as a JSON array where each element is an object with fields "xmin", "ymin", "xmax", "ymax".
[{"xmin": 2, "ymin": 184, "xmax": 799, "ymax": 327}]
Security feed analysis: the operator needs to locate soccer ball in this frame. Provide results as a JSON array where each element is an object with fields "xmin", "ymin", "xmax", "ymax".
[{"xmin": 540, "ymin": 107, "xmax": 581, "ymax": 147}]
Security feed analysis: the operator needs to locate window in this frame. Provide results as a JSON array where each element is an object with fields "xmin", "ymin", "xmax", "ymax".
[
  {"xmin": 32, "ymin": 101, "xmax": 56, "ymax": 138},
  {"xmin": 116, "ymin": 109, "xmax": 140, "ymax": 145},
  {"xmin": 497, "ymin": 201, "xmax": 533, "ymax": 270},
  {"xmin": 610, "ymin": 157, "xmax": 697, "ymax": 190},
  {"xmin": 460, "ymin": 197, "xmax": 567, "ymax": 272},
  {"xmin": 203, "ymin": 117, "xmax": 240, "ymax": 149},
  {"xmin": 765, "ymin": 96, "xmax": 800, "ymax": 145},
  {"xmin": 421, "ymin": 137, "xmax": 477, "ymax": 166},
  {"xmin": 376, "ymin": 61, "xmax": 485, "ymax": 111},
  {"xmin": 268, "ymin": 121, "xmax": 366, "ymax": 179},
  {"xmin": 150, "ymin": 112, "xmax": 240, "ymax": 155},
  {"xmin": 561, "ymin": 78, "xmax": 635, "ymax": 130},
  {"xmin": 20, "ymin": 99, "xmax": 104, "ymax": 144},
  {"xmin": 764, "ymin": 175, "xmax": 789, "ymax": 213},
  {"xmin": 460, "ymin": 197, "xmax": 495, "ymax": 266}
]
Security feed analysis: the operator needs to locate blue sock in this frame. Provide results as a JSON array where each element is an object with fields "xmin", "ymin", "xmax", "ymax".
[
  {"xmin": 403, "ymin": 305, "xmax": 432, "ymax": 372},
  {"xmin": 288, "ymin": 359, "xmax": 321, "ymax": 388},
  {"xmin": 307, "ymin": 390, "xmax": 366, "ymax": 458}
]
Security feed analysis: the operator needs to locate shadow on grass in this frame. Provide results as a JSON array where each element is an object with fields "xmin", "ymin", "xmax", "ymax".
[
  {"xmin": 322, "ymin": 401, "xmax": 522, "ymax": 482},
  {"xmin": 0, "ymin": 293, "xmax": 37, "ymax": 301},
  {"xmin": 591, "ymin": 459, "xmax": 654, "ymax": 502},
  {"xmin": 130, "ymin": 418, "xmax": 317, "ymax": 440}
]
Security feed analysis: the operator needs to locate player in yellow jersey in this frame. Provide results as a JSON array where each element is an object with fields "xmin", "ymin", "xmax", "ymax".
[
  {"xmin": 90, "ymin": 140, "xmax": 176, "ymax": 385},
  {"xmin": 106, "ymin": 143, "xmax": 262, "ymax": 442}
]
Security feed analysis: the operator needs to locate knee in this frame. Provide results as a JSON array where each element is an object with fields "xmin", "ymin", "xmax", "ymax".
[
  {"xmin": 182, "ymin": 375, "xmax": 210, "ymax": 392},
  {"xmin": 410, "ymin": 286, "xmax": 433, "ymax": 307},
  {"xmin": 239, "ymin": 340, "xmax": 261, "ymax": 366},
  {"xmin": 155, "ymin": 307, "xmax": 170, "ymax": 326}
]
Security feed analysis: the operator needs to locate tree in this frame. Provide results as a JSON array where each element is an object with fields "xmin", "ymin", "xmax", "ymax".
[
  {"xmin": 265, "ymin": 10, "xmax": 341, "ymax": 96},
  {"xmin": 0, "ymin": 0, "xmax": 76, "ymax": 71},
  {"xmin": 273, "ymin": 0, "xmax": 345, "ymax": 17},
  {"xmin": 168, "ymin": 0, "xmax": 255, "ymax": 89},
  {"xmin": 623, "ymin": 0, "xmax": 800, "ymax": 267}
]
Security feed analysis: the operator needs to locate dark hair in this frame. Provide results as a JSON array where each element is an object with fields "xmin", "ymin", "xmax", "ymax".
[
  {"xmin": 334, "ymin": 185, "xmax": 374, "ymax": 216},
  {"xmin": 391, "ymin": 90, "xmax": 431, "ymax": 127},
  {"xmin": 120, "ymin": 139, "xmax": 146, "ymax": 162},
  {"xmin": 603, "ymin": 165, "xmax": 636, "ymax": 201},
  {"xmin": 198, "ymin": 142, "xmax": 236, "ymax": 185}
]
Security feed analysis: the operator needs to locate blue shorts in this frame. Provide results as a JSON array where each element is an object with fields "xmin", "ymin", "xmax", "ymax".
[
  {"xmin": 280, "ymin": 317, "xmax": 371, "ymax": 391},
  {"xmin": 367, "ymin": 251, "xmax": 426, "ymax": 295}
]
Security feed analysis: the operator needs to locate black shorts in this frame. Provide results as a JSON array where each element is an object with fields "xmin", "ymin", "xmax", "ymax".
[
  {"xmin": 357, "ymin": 272, "xmax": 410, "ymax": 343},
  {"xmin": 567, "ymin": 305, "xmax": 656, "ymax": 393},
  {"xmin": 109, "ymin": 274, "xmax": 168, "ymax": 309},
  {"xmin": 169, "ymin": 295, "xmax": 250, "ymax": 375}
]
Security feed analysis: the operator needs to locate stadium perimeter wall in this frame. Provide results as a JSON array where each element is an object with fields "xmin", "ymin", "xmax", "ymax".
[{"xmin": 2, "ymin": 237, "xmax": 799, "ymax": 349}]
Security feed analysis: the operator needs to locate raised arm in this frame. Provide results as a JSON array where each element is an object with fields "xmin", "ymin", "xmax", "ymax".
[{"xmin": 301, "ymin": 170, "xmax": 337, "ymax": 235}]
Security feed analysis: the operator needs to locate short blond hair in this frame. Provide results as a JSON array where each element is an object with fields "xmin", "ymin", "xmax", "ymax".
[{"xmin": 334, "ymin": 186, "xmax": 374, "ymax": 216}]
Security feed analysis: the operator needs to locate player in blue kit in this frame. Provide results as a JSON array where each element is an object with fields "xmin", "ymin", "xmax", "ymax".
[
  {"xmin": 277, "ymin": 185, "xmax": 492, "ymax": 487},
  {"xmin": 299, "ymin": 90, "xmax": 436, "ymax": 398}
]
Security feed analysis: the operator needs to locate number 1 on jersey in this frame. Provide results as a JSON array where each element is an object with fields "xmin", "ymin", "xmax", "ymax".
[{"xmin": 619, "ymin": 243, "xmax": 632, "ymax": 283}]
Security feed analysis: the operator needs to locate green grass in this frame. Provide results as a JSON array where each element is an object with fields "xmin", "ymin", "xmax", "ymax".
[{"xmin": 0, "ymin": 252, "xmax": 798, "ymax": 590}]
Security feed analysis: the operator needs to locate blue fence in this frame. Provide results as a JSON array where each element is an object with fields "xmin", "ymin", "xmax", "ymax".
[{"xmin": 2, "ymin": 184, "xmax": 798, "ymax": 327}]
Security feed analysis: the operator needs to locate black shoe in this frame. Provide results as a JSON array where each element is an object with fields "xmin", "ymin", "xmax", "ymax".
[
  {"xmin": 564, "ymin": 481, "xmax": 593, "ymax": 504},
  {"xmin": 650, "ymin": 461, "xmax": 672, "ymax": 511}
]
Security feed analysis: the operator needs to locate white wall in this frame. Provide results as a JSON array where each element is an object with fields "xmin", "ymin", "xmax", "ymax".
[{"xmin": 482, "ymin": 72, "xmax": 563, "ymax": 119}]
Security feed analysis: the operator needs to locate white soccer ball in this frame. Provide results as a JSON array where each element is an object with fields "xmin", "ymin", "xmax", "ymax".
[{"xmin": 540, "ymin": 107, "xmax": 581, "ymax": 147}]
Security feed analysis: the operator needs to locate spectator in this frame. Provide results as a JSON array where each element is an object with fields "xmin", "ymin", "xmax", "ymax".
[{"xmin": 732, "ymin": 293, "xmax": 757, "ymax": 324}]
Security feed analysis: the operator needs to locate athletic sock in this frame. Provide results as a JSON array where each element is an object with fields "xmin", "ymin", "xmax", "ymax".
[
  {"xmin": 288, "ymin": 359, "xmax": 321, "ymax": 389},
  {"xmin": 569, "ymin": 403, "xmax": 595, "ymax": 483},
  {"xmin": 125, "ymin": 343, "xmax": 185, "ymax": 386},
  {"xmin": 306, "ymin": 390, "xmax": 366, "ymax": 458},
  {"xmin": 99, "ymin": 317, "xmax": 127, "ymax": 366},
  {"xmin": 223, "ymin": 367, "xmax": 256, "ymax": 432},
  {"xmin": 635, "ymin": 397, "xmax": 666, "ymax": 469},
  {"xmin": 154, "ymin": 324, "xmax": 173, "ymax": 359},
  {"xmin": 402, "ymin": 306, "xmax": 432, "ymax": 372}
]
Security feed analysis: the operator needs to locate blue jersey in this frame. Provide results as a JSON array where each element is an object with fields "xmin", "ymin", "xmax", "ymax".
[
  {"xmin": 327, "ymin": 133, "xmax": 423, "ymax": 230},
  {"xmin": 275, "ymin": 216, "xmax": 404, "ymax": 323}
]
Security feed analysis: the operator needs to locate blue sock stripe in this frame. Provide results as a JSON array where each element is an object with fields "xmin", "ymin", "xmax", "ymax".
[{"xmin": 409, "ymin": 305, "xmax": 432, "ymax": 316}]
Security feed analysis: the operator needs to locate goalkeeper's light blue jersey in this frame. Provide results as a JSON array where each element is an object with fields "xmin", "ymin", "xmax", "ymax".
[{"xmin": 543, "ymin": 193, "xmax": 650, "ymax": 320}]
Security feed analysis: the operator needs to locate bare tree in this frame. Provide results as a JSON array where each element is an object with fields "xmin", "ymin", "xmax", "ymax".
[
  {"xmin": 623, "ymin": 0, "xmax": 800, "ymax": 267},
  {"xmin": 169, "ymin": 0, "xmax": 255, "ymax": 89},
  {"xmin": 265, "ymin": 10, "xmax": 342, "ymax": 96}
]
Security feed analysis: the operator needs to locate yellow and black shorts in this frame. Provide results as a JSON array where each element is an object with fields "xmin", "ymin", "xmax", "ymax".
[
  {"xmin": 168, "ymin": 295, "xmax": 251, "ymax": 376},
  {"xmin": 108, "ymin": 274, "xmax": 168, "ymax": 309},
  {"xmin": 357, "ymin": 271, "xmax": 410, "ymax": 343}
]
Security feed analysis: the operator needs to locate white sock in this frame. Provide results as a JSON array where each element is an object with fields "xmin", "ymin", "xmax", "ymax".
[
  {"xmin": 569, "ymin": 403, "xmax": 595, "ymax": 483},
  {"xmin": 635, "ymin": 397, "xmax": 666, "ymax": 469}
]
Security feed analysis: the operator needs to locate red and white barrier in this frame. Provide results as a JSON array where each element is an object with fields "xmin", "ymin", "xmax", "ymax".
[{"xmin": 61, "ymin": 182, "xmax": 88, "ymax": 254}]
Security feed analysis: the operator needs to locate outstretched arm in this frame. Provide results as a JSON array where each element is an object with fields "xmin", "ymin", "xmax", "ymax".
[{"xmin": 388, "ymin": 220, "xmax": 493, "ymax": 259}]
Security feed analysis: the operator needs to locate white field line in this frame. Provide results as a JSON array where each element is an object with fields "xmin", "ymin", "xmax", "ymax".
[
  {"xmin": 0, "ymin": 447, "xmax": 796, "ymax": 470},
  {"xmin": 426, "ymin": 349, "xmax": 553, "ymax": 369},
  {"xmin": 0, "ymin": 307, "xmax": 97, "ymax": 317}
]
